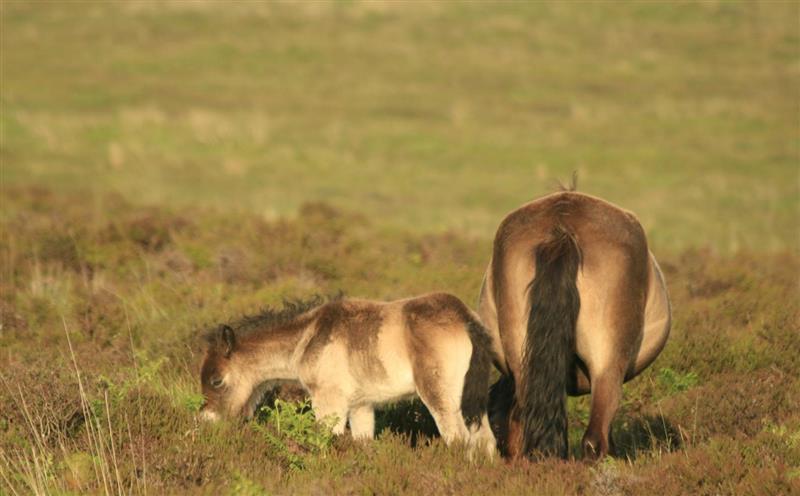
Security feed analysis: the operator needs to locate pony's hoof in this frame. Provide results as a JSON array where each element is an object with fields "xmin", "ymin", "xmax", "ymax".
[{"xmin": 581, "ymin": 435, "xmax": 607, "ymax": 461}]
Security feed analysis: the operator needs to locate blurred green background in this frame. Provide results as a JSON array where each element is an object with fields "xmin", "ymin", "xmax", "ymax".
[{"xmin": 2, "ymin": 0, "xmax": 798, "ymax": 252}]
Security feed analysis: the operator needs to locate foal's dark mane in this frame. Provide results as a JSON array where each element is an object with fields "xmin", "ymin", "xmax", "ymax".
[{"xmin": 204, "ymin": 293, "xmax": 341, "ymax": 344}]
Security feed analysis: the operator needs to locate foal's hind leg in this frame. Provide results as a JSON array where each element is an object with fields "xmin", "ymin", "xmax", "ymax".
[
  {"xmin": 418, "ymin": 393, "xmax": 471, "ymax": 445},
  {"xmin": 408, "ymin": 343, "xmax": 472, "ymax": 445},
  {"xmin": 472, "ymin": 413, "xmax": 498, "ymax": 458}
]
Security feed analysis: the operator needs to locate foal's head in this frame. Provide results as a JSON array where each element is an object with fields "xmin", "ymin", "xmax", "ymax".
[
  {"xmin": 198, "ymin": 298, "xmax": 327, "ymax": 420},
  {"xmin": 199, "ymin": 324, "xmax": 249, "ymax": 421}
]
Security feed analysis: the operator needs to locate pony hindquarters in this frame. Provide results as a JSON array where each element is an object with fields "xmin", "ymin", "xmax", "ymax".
[{"xmin": 483, "ymin": 191, "xmax": 664, "ymax": 460}]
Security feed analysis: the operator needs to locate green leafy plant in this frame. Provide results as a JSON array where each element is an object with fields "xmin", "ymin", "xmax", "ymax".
[
  {"xmin": 254, "ymin": 399, "xmax": 336, "ymax": 470},
  {"xmin": 229, "ymin": 472, "xmax": 270, "ymax": 496},
  {"xmin": 183, "ymin": 392, "xmax": 205, "ymax": 413},
  {"xmin": 658, "ymin": 367, "xmax": 699, "ymax": 394}
]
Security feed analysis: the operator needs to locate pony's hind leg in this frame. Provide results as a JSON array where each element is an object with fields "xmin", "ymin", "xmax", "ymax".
[
  {"xmin": 576, "ymin": 259, "xmax": 645, "ymax": 459},
  {"xmin": 348, "ymin": 405, "xmax": 375, "ymax": 440},
  {"xmin": 582, "ymin": 369, "xmax": 623, "ymax": 458}
]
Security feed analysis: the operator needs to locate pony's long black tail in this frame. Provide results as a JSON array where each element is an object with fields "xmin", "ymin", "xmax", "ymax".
[
  {"xmin": 520, "ymin": 225, "xmax": 581, "ymax": 458},
  {"xmin": 460, "ymin": 317, "xmax": 493, "ymax": 430}
]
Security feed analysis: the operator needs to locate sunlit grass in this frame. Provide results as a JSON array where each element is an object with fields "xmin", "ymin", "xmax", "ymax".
[{"xmin": 1, "ymin": 188, "xmax": 798, "ymax": 494}]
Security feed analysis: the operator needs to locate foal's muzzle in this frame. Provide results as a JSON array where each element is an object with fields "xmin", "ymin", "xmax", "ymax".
[{"xmin": 199, "ymin": 406, "xmax": 220, "ymax": 422}]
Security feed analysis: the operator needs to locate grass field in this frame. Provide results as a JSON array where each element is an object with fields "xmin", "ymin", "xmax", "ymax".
[{"xmin": 1, "ymin": 1, "xmax": 799, "ymax": 494}]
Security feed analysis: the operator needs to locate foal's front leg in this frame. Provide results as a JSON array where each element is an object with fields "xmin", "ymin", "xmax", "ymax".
[
  {"xmin": 348, "ymin": 405, "xmax": 375, "ymax": 440},
  {"xmin": 310, "ymin": 388, "xmax": 349, "ymax": 435}
]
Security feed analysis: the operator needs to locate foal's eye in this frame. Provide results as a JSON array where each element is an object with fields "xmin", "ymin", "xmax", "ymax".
[{"xmin": 210, "ymin": 377, "xmax": 224, "ymax": 388}]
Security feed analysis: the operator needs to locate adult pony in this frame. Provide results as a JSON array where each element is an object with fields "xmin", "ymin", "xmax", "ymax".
[{"xmin": 479, "ymin": 189, "xmax": 671, "ymax": 459}]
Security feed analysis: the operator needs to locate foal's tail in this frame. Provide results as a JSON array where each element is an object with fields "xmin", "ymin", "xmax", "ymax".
[
  {"xmin": 460, "ymin": 316, "xmax": 493, "ymax": 430},
  {"xmin": 519, "ymin": 225, "xmax": 581, "ymax": 458}
]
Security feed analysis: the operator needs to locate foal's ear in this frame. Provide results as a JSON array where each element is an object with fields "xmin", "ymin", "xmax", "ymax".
[{"xmin": 220, "ymin": 325, "xmax": 236, "ymax": 357}]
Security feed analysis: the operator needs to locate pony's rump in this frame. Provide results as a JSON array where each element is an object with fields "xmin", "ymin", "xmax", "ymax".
[
  {"xmin": 480, "ymin": 190, "xmax": 670, "ymax": 460},
  {"xmin": 520, "ymin": 225, "xmax": 581, "ymax": 458}
]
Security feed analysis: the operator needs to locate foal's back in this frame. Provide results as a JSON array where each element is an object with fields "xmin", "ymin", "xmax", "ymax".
[{"xmin": 304, "ymin": 293, "xmax": 484, "ymax": 390}]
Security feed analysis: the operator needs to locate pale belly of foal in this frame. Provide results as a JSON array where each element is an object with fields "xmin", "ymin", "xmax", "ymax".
[{"xmin": 348, "ymin": 352, "xmax": 418, "ymax": 406}]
